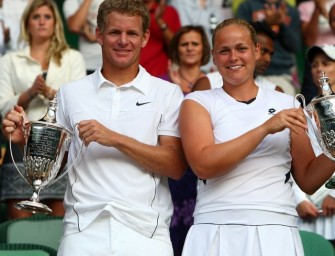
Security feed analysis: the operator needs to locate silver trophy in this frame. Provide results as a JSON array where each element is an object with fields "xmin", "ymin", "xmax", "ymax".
[
  {"xmin": 296, "ymin": 71, "xmax": 335, "ymax": 189},
  {"xmin": 10, "ymin": 97, "xmax": 74, "ymax": 214}
]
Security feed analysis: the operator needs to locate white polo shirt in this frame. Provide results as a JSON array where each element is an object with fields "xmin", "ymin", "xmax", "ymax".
[{"xmin": 56, "ymin": 66, "xmax": 184, "ymax": 241}]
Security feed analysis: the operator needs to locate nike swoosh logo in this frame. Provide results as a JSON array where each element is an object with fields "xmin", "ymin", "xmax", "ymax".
[{"xmin": 136, "ymin": 101, "xmax": 151, "ymax": 106}]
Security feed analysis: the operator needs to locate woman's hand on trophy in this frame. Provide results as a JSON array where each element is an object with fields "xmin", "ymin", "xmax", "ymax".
[
  {"xmin": 262, "ymin": 108, "xmax": 308, "ymax": 135},
  {"xmin": 1, "ymin": 105, "xmax": 27, "ymax": 145}
]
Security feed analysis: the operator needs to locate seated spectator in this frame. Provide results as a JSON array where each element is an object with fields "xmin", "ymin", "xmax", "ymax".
[
  {"xmin": 170, "ymin": 0, "xmax": 234, "ymax": 72},
  {"xmin": 0, "ymin": 0, "xmax": 86, "ymax": 219},
  {"xmin": 168, "ymin": 25, "xmax": 210, "ymax": 94}
]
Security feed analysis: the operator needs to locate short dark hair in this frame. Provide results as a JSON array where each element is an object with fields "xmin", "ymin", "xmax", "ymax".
[
  {"xmin": 169, "ymin": 25, "xmax": 210, "ymax": 66},
  {"xmin": 250, "ymin": 21, "xmax": 276, "ymax": 41}
]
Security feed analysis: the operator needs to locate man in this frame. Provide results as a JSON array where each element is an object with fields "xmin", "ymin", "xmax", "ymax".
[
  {"xmin": 1, "ymin": 0, "xmax": 187, "ymax": 255},
  {"xmin": 193, "ymin": 21, "xmax": 283, "ymax": 92}
]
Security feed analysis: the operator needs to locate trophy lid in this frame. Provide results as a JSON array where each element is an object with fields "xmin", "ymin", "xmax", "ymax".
[
  {"xmin": 319, "ymin": 71, "xmax": 334, "ymax": 96},
  {"xmin": 42, "ymin": 96, "xmax": 57, "ymax": 123}
]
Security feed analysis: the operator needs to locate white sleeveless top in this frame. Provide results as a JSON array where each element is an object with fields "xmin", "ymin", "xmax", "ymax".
[{"xmin": 184, "ymin": 87, "xmax": 298, "ymax": 225}]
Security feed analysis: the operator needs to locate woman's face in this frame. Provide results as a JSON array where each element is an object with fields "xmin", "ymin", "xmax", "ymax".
[
  {"xmin": 311, "ymin": 53, "xmax": 335, "ymax": 90},
  {"xmin": 212, "ymin": 24, "xmax": 260, "ymax": 87},
  {"xmin": 28, "ymin": 5, "xmax": 55, "ymax": 42},
  {"xmin": 177, "ymin": 30, "xmax": 203, "ymax": 67}
]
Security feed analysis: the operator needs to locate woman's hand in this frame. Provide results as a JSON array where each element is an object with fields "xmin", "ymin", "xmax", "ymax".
[{"xmin": 262, "ymin": 108, "xmax": 308, "ymax": 135}]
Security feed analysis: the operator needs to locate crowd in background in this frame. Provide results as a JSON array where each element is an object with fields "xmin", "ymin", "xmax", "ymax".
[{"xmin": 1, "ymin": 0, "xmax": 335, "ymax": 256}]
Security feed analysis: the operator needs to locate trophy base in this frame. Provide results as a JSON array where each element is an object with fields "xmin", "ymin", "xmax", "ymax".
[{"xmin": 15, "ymin": 200, "xmax": 52, "ymax": 214}]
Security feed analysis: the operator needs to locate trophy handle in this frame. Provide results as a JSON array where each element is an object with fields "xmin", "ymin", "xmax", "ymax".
[
  {"xmin": 47, "ymin": 123, "xmax": 84, "ymax": 186},
  {"xmin": 9, "ymin": 133, "xmax": 30, "ymax": 186},
  {"xmin": 294, "ymin": 94, "xmax": 321, "ymax": 149}
]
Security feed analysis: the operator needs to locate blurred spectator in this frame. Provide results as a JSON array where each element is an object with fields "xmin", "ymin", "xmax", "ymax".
[
  {"xmin": 236, "ymin": 0, "xmax": 302, "ymax": 96},
  {"xmin": 170, "ymin": 0, "xmax": 234, "ymax": 72},
  {"xmin": 0, "ymin": 0, "xmax": 86, "ymax": 219},
  {"xmin": 63, "ymin": 0, "xmax": 103, "ymax": 74},
  {"xmin": 300, "ymin": 1, "xmax": 335, "ymax": 105},
  {"xmin": 298, "ymin": 0, "xmax": 335, "ymax": 46},
  {"xmin": 140, "ymin": 0, "xmax": 181, "ymax": 78},
  {"xmin": 168, "ymin": 25, "xmax": 210, "ymax": 93},
  {"xmin": 2, "ymin": 0, "xmax": 30, "ymax": 52},
  {"xmin": 167, "ymin": 25, "xmax": 210, "ymax": 256}
]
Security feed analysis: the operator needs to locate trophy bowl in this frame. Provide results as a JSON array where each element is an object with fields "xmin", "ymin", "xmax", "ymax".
[
  {"xmin": 14, "ymin": 121, "xmax": 72, "ymax": 214},
  {"xmin": 305, "ymin": 95, "xmax": 335, "ymax": 161},
  {"xmin": 9, "ymin": 97, "xmax": 75, "ymax": 214},
  {"xmin": 297, "ymin": 71, "xmax": 335, "ymax": 189}
]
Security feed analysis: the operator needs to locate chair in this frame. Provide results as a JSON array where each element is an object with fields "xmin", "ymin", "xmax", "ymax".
[
  {"xmin": 0, "ymin": 215, "xmax": 63, "ymax": 252},
  {"xmin": 299, "ymin": 230, "xmax": 335, "ymax": 256},
  {"xmin": 0, "ymin": 243, "xmax": 57, "ymax": 256}
]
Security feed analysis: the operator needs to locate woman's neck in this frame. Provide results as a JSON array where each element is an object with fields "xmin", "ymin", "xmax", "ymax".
[{"xmin": 30, "ymin": 40, "xmax": 51, "ymax": 70}]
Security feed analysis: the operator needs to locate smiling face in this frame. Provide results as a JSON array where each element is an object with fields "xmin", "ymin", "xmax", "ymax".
[
  {"xmin": 178, "ymin": 30, "xmax": 203, "ymax": 67},
  {"xmin": 28, "ymin": 5, "xmax": 55, "ymax": 42},
  {"xmin": 96, "ymin": 11, "xmax": 150, "ymax": 71},
  {"xmin": 212, "ymin": 24, "xmax": 260, "ymax": 87}
]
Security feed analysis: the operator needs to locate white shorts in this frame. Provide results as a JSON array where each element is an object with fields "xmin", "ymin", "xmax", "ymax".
[
  {"xmin": 182, "ymin": 223, "xmax": 304, "ymax": 256},
  {"xmin": 57, "ymin": 212, "xmax": 173, "ymax": 256}
]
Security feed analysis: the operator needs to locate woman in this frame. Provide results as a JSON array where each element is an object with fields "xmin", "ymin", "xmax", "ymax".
[
  {"xmin": 179, "ymin": 18, "xmax": 335, "ymax": 256},
  {"xmin": 0, "ymin": 0, "xmax": 86, "ymax": 219},
  {"xmin": 294, "ymin": 44, "xmax": 335, "ymax": 247},
  {"xmin": 168, "ymin": 25, "xmax": 210, "ymax": 94}
]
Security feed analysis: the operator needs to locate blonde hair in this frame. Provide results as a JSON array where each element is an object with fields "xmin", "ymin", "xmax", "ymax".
[
  {"xmin": 19, "ymin": 0, "xmax": 69, "ymax": 66},
  {"xmin": 212, "ymin": 18, "xmax": 257, "ymax": 48}
]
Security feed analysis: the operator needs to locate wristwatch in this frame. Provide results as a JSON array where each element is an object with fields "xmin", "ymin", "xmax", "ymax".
[{"xmin": 160, "ymin": 22, "xmax": 168, "ymax": 31}]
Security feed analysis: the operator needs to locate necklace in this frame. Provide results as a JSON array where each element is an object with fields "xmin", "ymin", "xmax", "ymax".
[{"xmin": 179, "ymin": 70, "xmax": 202, "ymax": 89}]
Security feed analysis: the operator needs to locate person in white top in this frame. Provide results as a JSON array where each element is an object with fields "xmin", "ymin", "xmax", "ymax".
[
  {"xmin": 63, "ymin": 0, "xmax": 103, "ymax": 74},
  {"xmin": 0, "ymin": 0, "xmax": 86, "ymax": 220},
  {"xmin": 179, "ymin": 18, "xmax": 335, "ymax": 256},
  {"xmin": 1, "ymin": 0, "xmax": 30, "ymax": 52},
  {"xmin": 1, "ymin": 0, "xmax": 187, "ymax": 255}
]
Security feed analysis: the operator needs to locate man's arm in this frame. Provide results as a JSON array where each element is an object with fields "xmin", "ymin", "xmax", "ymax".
[{"xmin": 77, "ymin": 119, "xmax": 187, "ymax": 180}]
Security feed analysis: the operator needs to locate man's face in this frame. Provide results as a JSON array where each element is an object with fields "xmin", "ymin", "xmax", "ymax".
[
  {"xmin": 254, "ymin": 33, "xmax": 274, "ymax": 76},
  {"xmin": 96, "ymin": 11, "xmax": 149, "ymax": 70}
]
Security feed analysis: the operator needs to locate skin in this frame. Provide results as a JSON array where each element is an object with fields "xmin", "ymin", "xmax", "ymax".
[
  {"xmin": 192, "ymin": 30, "xmax": 282, "ymax": 92},
  {"xmin": 296, "ymin": 51, "xmax": 335, "ymax": 221},
  {"xmin": 310, "ymin": 53, "xmax": 335, "ymax": 93},
  {"xmin": 2, "ymin": 11, "xmax": 187, "ymax": 181},
  {"xmin": 169, "ymin": 30, "xmax": 206, "ymax": 93},
  {"xmin": 18, "ymin": 5, "xmax": 56, "ymax": 109},
  {"xmin": 179, "ymin": 23, "xmax": 335, "ymax": 195}
]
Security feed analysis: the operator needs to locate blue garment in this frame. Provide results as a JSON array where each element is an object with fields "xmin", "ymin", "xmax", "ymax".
[{"xmin": 236, "ymin": 0, "xmax": 302, "ymax": 76}]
